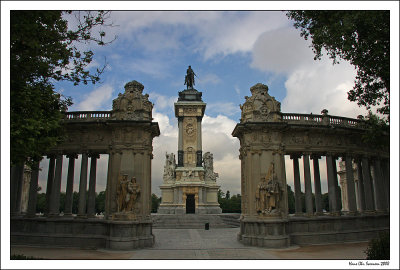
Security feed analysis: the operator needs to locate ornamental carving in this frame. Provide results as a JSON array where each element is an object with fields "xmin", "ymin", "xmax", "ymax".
[
  {"xmin": 163, "ymin": 152, "xmax": 176, "ymax": 182},
  {"xmin": 111, "ymin": 80, "xmax": 153, "ymax": 121},
  {"xmin": 256, "ymin": 162, "xmax": 282, "ymax": 214},
  {"xmin": 203, "ymin": 152, "xmax": 219, "ymax": 181},
  {"xmin": 239, "ymin": 83, "xmax": 281, "ymax": 123}
]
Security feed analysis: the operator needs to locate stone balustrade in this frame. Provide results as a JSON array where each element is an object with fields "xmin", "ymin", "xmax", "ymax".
[
  {"xmin": 281, "ymin": 113, "xmax": 362, "ymax": 128},
  {"xmin": 64, "ymin": 111, "xmax": 111, "ymax": 121}
]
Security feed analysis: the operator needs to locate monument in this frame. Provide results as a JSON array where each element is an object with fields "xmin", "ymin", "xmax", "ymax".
[{"xmin": 158, "ymin": 66, "xmax": 222, "ymax": 214}]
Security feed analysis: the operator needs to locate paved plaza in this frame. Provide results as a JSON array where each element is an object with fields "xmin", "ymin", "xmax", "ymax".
[{"xmin": 11, "ymin": 228, "xmax": 369, "ymax": 260}]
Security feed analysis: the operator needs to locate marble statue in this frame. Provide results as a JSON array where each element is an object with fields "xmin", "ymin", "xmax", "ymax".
[
  {"xmin": 203, "ymin": 152, "xmax": 218, "ymax": 181},
  {"xmin": 116, "ymin": 174, "xmax": 140, "ymax": 212},
  {"xmin": 163, "ymin": 152, "xmax": 176, "ymax": 181},
  {"xmin": 256, "ymin": 162, "xmax": 281, "ymax": 214}
]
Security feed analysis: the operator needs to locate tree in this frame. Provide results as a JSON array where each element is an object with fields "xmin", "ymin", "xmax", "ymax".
[
  {"xmin": 11, "ymin": 11, "xmax": 115, "ymax": 166},
  {"xmin": 287, "ymin": 11, "xmax": 390, "ymax": 116},
  {"xmin": 96, "ymin": 191, "xmax": 106, "ymax": 214},
  {"xmin": 225, "ymin": 190, "xmax": 230, "ymax": 200}
]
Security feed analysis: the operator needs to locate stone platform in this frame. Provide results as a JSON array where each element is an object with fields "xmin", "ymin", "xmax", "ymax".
[{"xmin": 151, "ymin": 213, "xmax": 240, "ymax": 228}]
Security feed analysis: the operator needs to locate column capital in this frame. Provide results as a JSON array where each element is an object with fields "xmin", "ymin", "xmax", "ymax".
[
  {"xmin": 310, "ymin": 154, "xmax": 321, "ymax": 160},
  {"xmin": 66, "ymin": 153, "xmax": 78, "ymax": 159},
  {"xmin": 289, "ymin": 153, "xmax": 301, "ymax": 160}
]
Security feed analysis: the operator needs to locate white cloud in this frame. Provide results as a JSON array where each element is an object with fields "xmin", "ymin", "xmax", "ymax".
[
  {"xmin": 206, "ymin": 102, "xmax": 240, "ymax": 117},
  {"xmin": 149, "ymin": 92, "xmax": 177, "ymax": 112},
  {"xmin": 198, "ymin": 73, "xmax": 221, "ymax": 85},
  {"xmin": 74, "ymin": 84, "xmax": 114, "ymax": 111}
]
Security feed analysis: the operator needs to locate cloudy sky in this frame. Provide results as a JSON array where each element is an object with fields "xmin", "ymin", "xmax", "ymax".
[{"xmin": 3, "ymin": 2, "xmax": 399, "ymax": 199}]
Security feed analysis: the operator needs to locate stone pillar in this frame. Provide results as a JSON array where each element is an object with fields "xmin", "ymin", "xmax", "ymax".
[
  {"xmin": 371, "ymin": 158, "xmax": 386, "ymax": 212},
  {"xmin": 178, "ymin": 117, "xmax": 184, "ymax": 167},
  {"xmin": 196, "ymin": 116, "xmax": 202, "ymax": 167},
  {"xmin": 87, "ymin": 154, "xmax": 100, "ymax": 217},
  {"xmin": 78, "ymin": 153, "xmax": 89, "ymax": 217},
  {"xmin": 11, "ymin": 164, "xmax": 24, "ymax": 215},
  {"xmin": 381, "ymin": 158, "xmax": 390, "ymax": 210},
  {"xmin": 361, "ymin": 156, "xmax": 375, "ymax": 212},
  {"xmin": 355, "ymin": 158, "xmax": 366, "ymax": 212},
  {"xmin": 49, "ymin": 154, "xmax": 63, "ymax": 216},
  {"xmin": 326, "ymin": 154, "xmax": 339, "ymax": 214},
  {"xmin": 344, "ymin": 155, "xmax": 357, "ymax": 214},
  {"xmin": 303, "ymin": 154, "xmax": 313, "ymax": 215},
  {"xmin": 45, "ymin": 155, "xmax": 56, "ymax": 215},
  {"xmin": 311, "ymin": 155, "xmax": 323, "ymax": 214},
  {"xmin": 26, "ymin": 162, "xmax": 40, "ymax": 217},
  {"xmin": 64, "ymin": 154, "xmax": 78, "ymax": 216},
  {"xmin": 291, "ymin": 154, "xmax": 302, "ymax": 215}
]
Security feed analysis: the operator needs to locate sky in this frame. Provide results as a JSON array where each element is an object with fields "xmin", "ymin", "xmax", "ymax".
[
  {"xmin": 3, "ymin": 2, "xmax": 398, "ymax": 199},
  {"xmin": 2, "ymin": 2, "xmax": 400, "ymax": 269}
]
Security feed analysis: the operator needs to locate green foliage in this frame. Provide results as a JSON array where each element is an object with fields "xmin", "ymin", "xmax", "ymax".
[
  {"xmin": 287, "ymin": 185, "xmax": 295, "ymax": 214},
  {"xmin": 360, "ymin": 112, "xmax": 390, "ymax": 148},
  {"xmin": 96, "ymin": 191, "xmax": 106, "ymax": 214},
  {"xmin": 218, "ymin": 189, "xmax": 241, "ymax": 213},
  {"xmin": 287, "ymin": 11, "xmax": 390, "ymax": 116},
  {"xmin": 151, "ymin": 193, "xmax": 161, "ymax": 213},
  {"xmin": 11, "ymin": 11, "xmax": 114, "ymax": 166},
  {"xmin": 365, "ymin": 232, "xmax": 390, "ymax": 260}
]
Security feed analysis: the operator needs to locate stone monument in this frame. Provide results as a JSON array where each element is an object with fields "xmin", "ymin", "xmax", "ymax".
[{"xmin": 158, "ymin": 67, "xmax": 222, "ymax": 214}]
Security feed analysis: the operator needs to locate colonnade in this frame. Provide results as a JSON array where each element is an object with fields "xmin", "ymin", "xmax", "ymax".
[
  {"xmin": 289, "ymin": 153, "xmax": 389, "ymax": 216},
  {"xmin": 12, "ymin": 153, "xmax": 102, "ymax": 218}
]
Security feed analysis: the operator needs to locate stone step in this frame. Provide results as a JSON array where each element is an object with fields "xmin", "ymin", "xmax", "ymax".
[{"xmin": 151, "ymin": 214, "xmax": 240, "ymax": 228}]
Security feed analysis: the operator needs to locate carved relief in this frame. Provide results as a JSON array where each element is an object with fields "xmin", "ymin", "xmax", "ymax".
[
  {"xmin": 203, "ymin": 152, "xmax": 219, "ymax": 181},
  {"xmin": 116, "ymin": 174, "xmax": 141, "ymax": 212},
  {"xmin": 239, "ymin": 83, "xmax": 281, "ymax": 123},
  {"xmin": 255, "ymin": 162, "xmax": 282, "ymax": 214},
  {"xmin": 111, "ymin": 80, "xmax": 153, "ymax": 121}
]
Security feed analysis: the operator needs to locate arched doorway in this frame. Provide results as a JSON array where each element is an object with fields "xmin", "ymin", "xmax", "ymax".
[{"xmin": 186, "ymin": 194, "xmax": 195, "ymax": 214}]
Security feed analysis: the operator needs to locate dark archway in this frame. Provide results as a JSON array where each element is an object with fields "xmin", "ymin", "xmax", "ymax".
[{"xmin": 186, "ymin": 194, "xmax": 195, "ymax": 214}]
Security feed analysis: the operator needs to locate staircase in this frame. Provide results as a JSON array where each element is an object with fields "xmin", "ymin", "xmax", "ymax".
[{"xmin": 151, "ymin": 214, "xmax": 240, "ymax": 229}]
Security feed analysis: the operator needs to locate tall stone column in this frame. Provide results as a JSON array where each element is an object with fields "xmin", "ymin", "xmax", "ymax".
[
  {"xmin": 311, "ymin": 155, "xmax": 323, "ymax": 214},
  {"xmin": 49, "ymin": 154, "xmax": 63, "ymax": 216},
  {"xmin": 381, "ymin": 158, "xmax": 390, "ymax": 210},
  {"xmin": 196, "ymin": 116, "xmax": 202, "ymax": 167},
  {"xmin": 78, "ymin": 153, "xmax": 89, "ymax": 217},
  {"xmin": 326, "ymin": 154, "xmax": 340, "ymax": 214},
  {"xmin": 303, "ymin": 154, "xmax": 313, "ymax": 215},
  {"xmin": 372, "ymin": 158, "xmax": 386, "ymax": 212},
  {"xmin": 45, "ymin": 155, "xmax": 56, "ymax": 215},
  {"xmin": 11, "ymin": 164, "xmax": 24, "ymax": 215},
  {"xmin": 355, "ymin": 158, "xmax": 366, "ymax": 212},
  {"xmin": 64, "ymin": 154, "xmax": 78, "ymax": 216},
  {"xmin": 361, "ymin": 156, "xmax": 375, "ymax": 212},
  {"xmin": 87, "ymin": 154, "xmax": 100, "ymax": 217},
  {"xmin": 344, "ymin": 155, "xmax": 357, "ymax": 214},
  {"xmin": 26, "ymin": 162, "xmax": 40, "ymax": 217},
  {"xmin": 177, "ymin": 117, "xmax": 184, "ymax": 167},
  {"xmin": 291, "ymin": 154, "xmax": 302, "ymax": 215}
]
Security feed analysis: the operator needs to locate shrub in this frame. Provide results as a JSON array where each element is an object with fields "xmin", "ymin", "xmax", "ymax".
[{"xmin": 364, "ymin": 232, "xmax": 390, "ymax": 260}]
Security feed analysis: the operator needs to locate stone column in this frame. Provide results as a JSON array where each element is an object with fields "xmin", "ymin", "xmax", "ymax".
[
  {"xmin": 45, "ymin": 155, "xmax": 56, "ymax": 215},
  {"xmin": 78, "ymin": 153, "xmax": 89, "ymax": 217},
  {"xmin": 303, "ymin": 154, "xmax": 313, "ymax": 215},
  {"xmin": 87, "ymin": 154, "xmax": 100, "ymax": 217},
  {"xmin": 361, "ymin": 156, "xmax": 375, "ymax": 212},
  {"xmin": 326, "ymin": 154, "xmax": 339, "ymax": 214},
  {"xmin": 381, "ymin": 158, "xmax": 390, "ymax": 210},
  {"xmin": 49, "ymin": 154, "xmax": 63, "ymax": 216},
  {"xmin": 26, "ymin": 162, "xmax": 40, "ymax": 217},
  {"xmin": 11, "ymin": 164, "xmax": 24, "ymax": 215},
  {"xmin": 355, "ymin": 158, "xmax": 366, "ymax": 212},
  {"xmin": 178, "ymin": 117, "xmax": 184, "ymax": 167},
  {"xmin": 64, "ymin": 154, "xmax": 78, "ymax": 216},
  {"xmin": 344, "ymin": 155, "xmax": 357, "ymax": 214},
  {"xmin": 196, "ymin": 116, "xmax": 202, "ymax": 167},
  {"xmin": 372, "ymin": 158, "xmax": 386, "ymax": 212},
  {"xmin": 311, "ymin": 155, "xmax": 323, "ymax": 214},
  {"xmin": 291, "ymin": 154, "xmax": 302, "ymax": 215}
]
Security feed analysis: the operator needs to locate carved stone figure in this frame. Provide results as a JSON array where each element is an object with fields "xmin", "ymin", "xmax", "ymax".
[
  {"xmin": 184, "ymin": 65, "xmax": 196, "ymax": 89},
  {"xmin": 203, "ymin": 152, "xmax": 219, "ymax": 181},
  {"xmin": 116, "ymin": 174, "xmax": 141, "ymax": 212},
  {"xmin": 163, "ymin": 152, "xmax": 176, "ymax": 182},
  {"xmin": 256, "ymin": 162, "xmax": 281, "ymax": 214},
  {"xmin": 240, "ymin": 83, "xmax": 281, "ymax": 123},
  {"xmin": 111, "ymin": 80, "xmax": 153, "ymax": 121}
]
